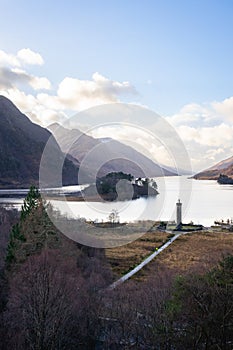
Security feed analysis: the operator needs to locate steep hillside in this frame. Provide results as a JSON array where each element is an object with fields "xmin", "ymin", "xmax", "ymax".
[
  {"xmin": 0, "ymin": 96, "xmax": 79, "ymax": 188},
  {"xmin": 194, "ymin": 155, "xmax": 233, "ymax": 180},
  {"xmin": 48, "ymin": 123, "xmax": 176, "ymax": 180}
]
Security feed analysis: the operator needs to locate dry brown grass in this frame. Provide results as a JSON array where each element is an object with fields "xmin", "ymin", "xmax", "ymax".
[
  {"xmin": 105, "ymin": 230, "xmax": 170, "ymax": 276},
  {"xmin": 134, "ymin": 231, "xmax": 233, "ymax": 281},
  {"xmin": 106, "ymin": 230, "xmax": 233, "ymax": 281},
  {"xmin": 157, "ymin": 231, "xmax": 233, "ymax": 273}
]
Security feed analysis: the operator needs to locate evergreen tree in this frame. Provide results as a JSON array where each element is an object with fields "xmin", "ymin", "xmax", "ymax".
[
  {"xmin": 20, "ymin": 185, "xmax": 41, "ymax": 221},
  {"xmin": 6, "ymin": 186, "xmax": 41, "ymax": 264}
]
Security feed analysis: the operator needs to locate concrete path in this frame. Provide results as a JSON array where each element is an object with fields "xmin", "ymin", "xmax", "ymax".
[{"xmin": 109, "ymin": 232, "xmax": 181, "ymax": 290}]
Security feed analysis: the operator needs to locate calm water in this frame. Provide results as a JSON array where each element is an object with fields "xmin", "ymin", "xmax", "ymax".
[{"xmin": 1, "ymin": 176, "xmax": 233, "ymax": 227}]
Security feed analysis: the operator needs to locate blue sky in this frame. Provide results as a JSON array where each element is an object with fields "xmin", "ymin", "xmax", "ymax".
[{"xmin": 0, "ymin": 0, "xmax": 233, "ymax": 170}]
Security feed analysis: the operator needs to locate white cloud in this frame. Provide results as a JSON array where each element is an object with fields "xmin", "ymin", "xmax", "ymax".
[
  {"xmin": 166, "ymin": 102, "xmax": 219, "ymax": 127},
  {"xmin": 0, "ymin": 67, "xmax": 32, "ymax": 89},
  {"xmin": 0, "ymin": 49, "xmax": 137, "ymax": 127},
  {"xmin": 36, "ymin": 109, "xmax": 67, "ymax": 125},
  {"xmin": 17, "ymin": 48, "xmax": 44, "ymax": 66},
  {"xmin": 0, "ymin": 88, "xmax": 66, "ymax": 126},
  {"xmin": 164, "ymin": 98, "xmax": 233, "ymax": 171},
  {"xmin": 212, "ymin": 96, "xmax": 233, "ymax": 123},
  {"xmin": 0, "ymin": 50, "xmax": 20, "ymax": 67},
  {"xmin": 0, "ymin": 49, "xmax": 49, "ymax": 92},
  {"xmin": 0, "ymin": 66, "xmax": 51, "ymax": 91},
  {"xmin": 167, "ymin": 117, "xmax": 233, "ymax": 170},
  {"xmin": 0, "ymin": 48, "xmax": 44, "ymax": 67},
  {"xmin": 167, "ymin": 98, "xmax": 233, "ymax": 129},
  {"xmin": 177, "ymin": 124, "xmax": 233, "ymax": 147},
  {"xmin": 0, "ymin": 88, "xmax": 38, "ymax": 116},
  {"xmin": 30, "ymin": 76, "xmax": 51, "ymax": 90},
  {"xmin": 206, "ymin": 148, "xmax": 225, "ymax": 159},
  {"xmin": 27, "ymin": 72, "xmax": 137, "ymax": 116},
  {"xmin": 57, "ymin": 72, "xmax": 137, "ymax": 110},
  {"xmin": 36, "ymin": 93, "xmax": 63, "ymax": 110}
]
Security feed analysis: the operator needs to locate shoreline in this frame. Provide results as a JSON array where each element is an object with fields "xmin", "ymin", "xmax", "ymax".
[{"xmin": 47, "ymin": 193, "xmax": 155, "ymax": 202}]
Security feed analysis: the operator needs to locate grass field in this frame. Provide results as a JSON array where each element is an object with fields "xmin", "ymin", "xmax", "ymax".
[
  {"xmin": 156, "ymin": 230, "xmax": 233, "ymax": 272},
  {"xmin": 106, "ymin": 230, "xmax": 233, "ymax": 280},
  {"xmin": 105, "ymin": 230, "xmax": 171, "ymax": 276}
]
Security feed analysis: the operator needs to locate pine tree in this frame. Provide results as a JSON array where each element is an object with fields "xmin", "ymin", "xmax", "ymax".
[
  {"xmin": 20, "ymin": 185, "xmax": 41, "ymax": 221},
  {"xmin": 6, "ymin": 186, "xmax": 41, "ymax": 264}
]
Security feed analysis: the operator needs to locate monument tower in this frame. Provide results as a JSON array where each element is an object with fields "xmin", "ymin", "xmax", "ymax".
[{"xmin": 176, "ymin": 199, "xmax": 182, "ymax": 226}]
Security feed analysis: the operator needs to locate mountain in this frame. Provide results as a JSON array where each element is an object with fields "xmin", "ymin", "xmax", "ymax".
[
  {"xmin": 194, "ymin": 155, "xmax": 233, "ymax": 180},
  {"xmin": 48, "ymin": 123, "xmax": 177, "ymax": 181},
  {"xmin": 0, "ymin": 96, "xmax": 79, "ymax": 188}
]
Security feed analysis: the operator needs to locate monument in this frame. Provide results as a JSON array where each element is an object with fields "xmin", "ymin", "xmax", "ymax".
[{"xmin": 176, "ymin": 199, "xmax": 182, "ymax": 226}]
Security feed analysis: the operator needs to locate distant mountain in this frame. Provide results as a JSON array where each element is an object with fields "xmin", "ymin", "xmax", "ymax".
[
  {"xmin": 0, "ymin": 96, "xmax": 79, "ymax": 188},
  {"xmin": 194, "ymin": 155, "xmax": 233, "ymax": 180},
  {"xmin": 48, "ymin": 123, "xmax": 177, "ymax": 181},
  {"xmin": 161, "ymin": 164, "xmax": 193, "ymax": 176}
]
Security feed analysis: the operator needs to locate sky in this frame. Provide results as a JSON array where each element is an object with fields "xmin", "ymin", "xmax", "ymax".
[{"xmin": 0, "ymin": 0, "xmax": 233, "ymax": 171}]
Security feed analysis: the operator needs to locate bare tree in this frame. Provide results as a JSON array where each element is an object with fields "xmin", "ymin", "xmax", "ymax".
[
  {"xmin": 108, "ymin": 209, "xmax": 120, "ymax": 224},
  {"xmin": 4, "ymin": 250, "xmax": 87, "ymax": 349}
]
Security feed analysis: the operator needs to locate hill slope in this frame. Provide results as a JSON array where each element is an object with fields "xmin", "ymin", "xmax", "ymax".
[
  {"xmin": 194, "ymin": 155, "xmax": 233, "ymax": 180},
  {"xmin": 48, "ymin": 123, "xmax": 176, "ymax": 181},
  {"xmin": 0, "ymin": 96, "xmax": 79, "ymax": 188}
]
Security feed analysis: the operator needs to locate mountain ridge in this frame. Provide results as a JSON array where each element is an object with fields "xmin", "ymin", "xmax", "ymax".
[
  {"xmin": 194, "ymin": 155, "xmax": 233, "ymax": 180},
  {"xmin": 48, "ymin": 123, "xmax": 177, "ymax": 181},
  {"xmin": 0, "ymin": 96, "xmax": 79, "ymax": 188}
]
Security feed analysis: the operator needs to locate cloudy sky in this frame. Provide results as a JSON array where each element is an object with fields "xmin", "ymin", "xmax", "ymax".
[{"xmin": 0, "ymin": 0, "xmax": 233, "ymax": 172}]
